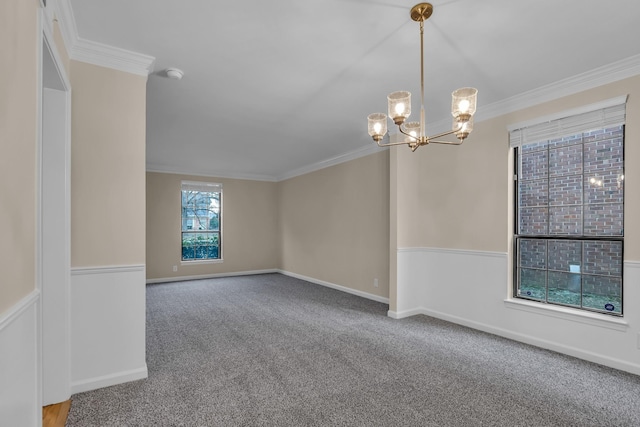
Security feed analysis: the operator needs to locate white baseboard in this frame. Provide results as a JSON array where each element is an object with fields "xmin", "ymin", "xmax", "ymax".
[
  {"xmin": 420, "ymin": 307, "xmax": 640, "ymax": 377},
  {"xmin": 0, "ymin": 291, "xmax": 40, "ymax": 426},
  {"xmin": 390, "ymin": 305, "xmax": 640, "ymax": 375},
  {"xmin": 392, "ymin": 246, "xmax": 640, "ymax": 377},
  {"xmin": 279, "ymin": 270, "xmax": 390, "ymax": 304},
  {"xmin": 146, "ymin": 268, "xmax": 279, "ymax": 284},
  {"xmin": 71, "ymin": 365, "xmax": 148, "ymax": 395},
  {"xmin": 387, "ymin": 308, "xmax": 424, "ymax": 319}
]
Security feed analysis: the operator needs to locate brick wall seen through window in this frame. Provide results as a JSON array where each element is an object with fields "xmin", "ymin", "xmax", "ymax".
[{"xmin": 515, "ymin": 125, "xmax": 624, "ymax": 315}]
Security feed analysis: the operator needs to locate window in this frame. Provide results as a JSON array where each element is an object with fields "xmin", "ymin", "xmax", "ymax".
[
  {"xmin": 511, "ymin": 98, "xmax": 625, "ymax": 315},
  {"xmin": 181, "ymin": 181, "xmax": 222, "ymax": 262}
]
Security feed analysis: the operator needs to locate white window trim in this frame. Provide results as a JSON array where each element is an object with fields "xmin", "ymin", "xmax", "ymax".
[
  {"xmin": 180, "ymin": 258, "xmax": 224, "ymax": 266},
  {"xmin": 181, "ymin": 180, "xmax": 222, "ymax": 194},
  {"xmin": 503, "ymin": 298, "xmax": 628, "ymax": 332}
]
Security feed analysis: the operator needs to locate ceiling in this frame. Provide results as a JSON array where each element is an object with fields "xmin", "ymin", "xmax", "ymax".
[{"xmin": 66, "ymin": 0, "xmax": 640, "ymax": 181}]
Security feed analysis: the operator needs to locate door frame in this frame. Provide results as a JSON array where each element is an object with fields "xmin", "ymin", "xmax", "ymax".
[{"xmin": 38, "ymin": 10, "xmax": 72, "ymax": 406}]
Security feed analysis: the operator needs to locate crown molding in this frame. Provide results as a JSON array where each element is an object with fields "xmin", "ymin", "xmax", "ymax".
[
  {"xmin": 146, "ymin": 143, "xmax": 387, "ymax": 183},
  {"xmin": 55, "ymin": 0, "xmax": 155, "ymax": 77},
  {"xmin": 428, "ymin": 53, "xmax": 640, "ymax": 135},
  {"xmin": 276, "ymin": 144, "xmax": 387, "ymax": 182},
  {"xmin": 72, "ymin": 38, "xmax": 155, "ymax": 77},
  {"xmin": 53, "ymin": 0, "xmax": 78, "ymax": 54},
  {"xmin": 146, "ymin": 163, "xmax": 279, "ymax": 183}
]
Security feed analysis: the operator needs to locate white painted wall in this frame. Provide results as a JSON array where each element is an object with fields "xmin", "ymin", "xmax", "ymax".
[
  {"xmin": 391, "ymin": 248, "xmax": 428, "ymax": 317},
  {"xmin": 70, "ymin": 266, "xmax": 147, "ymax": 394},
  {"xmin": 0, "ymin": 293, "xmax": 40, "ymax": 426},
  {"xmin": 392, "ymin": 248, "xmax": 640, "ymax": 375}
]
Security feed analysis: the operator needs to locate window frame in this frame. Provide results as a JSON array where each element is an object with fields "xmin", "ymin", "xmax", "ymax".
[
  {"xmin": 510, "ymin": 99, "xmax": 626, "ymax": 317},
  {"xmin": 180, "ymin": 181, "xmax": 223, "ymax": 264}
]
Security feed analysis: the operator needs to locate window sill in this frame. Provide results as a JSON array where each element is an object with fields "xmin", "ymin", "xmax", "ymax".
[
  {"xmin": 181, "ymin": 258, "xmax": 224, "ymax": 266},
  {"xmin": 503, "ymin": 298, "xmax": 628, "ymax": 332}
]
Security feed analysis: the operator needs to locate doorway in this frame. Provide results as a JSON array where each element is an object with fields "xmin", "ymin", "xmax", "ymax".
[{"xmin": 40, "ymin": 29, "xmax": 71, "ymax": 406}]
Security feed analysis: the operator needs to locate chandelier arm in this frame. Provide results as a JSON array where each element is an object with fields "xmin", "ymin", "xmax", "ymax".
[
  {"xmin": 428, "ymin": 139, "xmax": 464, "ymax": 146},
  {"xmin": 376, "ymin": 140, "xmax": 415, "ymax": 148},
  {"xmin": 424, "ymin": 126, "xmax": 460, "ymax": 141},
  {"xmin": 374, "ymin": 131, "xmax": 415, "ymax": 147}
]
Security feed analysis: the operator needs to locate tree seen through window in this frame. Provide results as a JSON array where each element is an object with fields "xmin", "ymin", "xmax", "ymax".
[{"xmin": 181, "ymin": 182, "xmax": 221, "ymax": 261}]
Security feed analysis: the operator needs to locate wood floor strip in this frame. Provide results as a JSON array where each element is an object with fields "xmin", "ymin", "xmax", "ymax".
[{"xmin": 43, "ymin": 400, "xmax": 71, "ymax": 427}]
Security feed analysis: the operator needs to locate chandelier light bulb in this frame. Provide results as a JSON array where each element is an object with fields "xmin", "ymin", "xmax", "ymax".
[
  {"xmin": 367, "ymin": 113, "xmax": 388, "ymax": 141},
  {"xmin": 404, "ymin": 122, "xmax": 421, "ymax": 142},
  {"xmin": 458, "ymin": 99, "xmax": 470, "ymax": 114},
  {"xmin": 451, "ymin": 87, "xmax": 478, "ymax": 118},
  {"xmin": 387, "ymin": 91, "xmax": 411, "ymax": 125}
]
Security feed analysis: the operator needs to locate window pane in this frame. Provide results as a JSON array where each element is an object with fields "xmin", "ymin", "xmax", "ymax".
[
  {"xmin": 583, "ymin": 128, "xmax": 623, "ymax": 174},
  {"xmin": 583, "ymin": 204, "xmax": 623, "ymax": 236},
  {"xmin": 548, "ymin": 240, "xmax": 581, "ymax": 272},
  {"xmin": 181, "ymin": 190, "xmax": 220, "ymax": 232},
  {"xmin": 207, "ymin": 245, "xmax": 219, "ymax": 259},
  {"xmin": 584, "ymin": 170, "xmax": 624, "ymax": 204},
  {"xmin": 519, "ymin": 207, "xmax": 548, "ymax": 235},
  {"xmin": 518, "ymin": 268, "xmax": 546, "ymax": 300},
  {"xmin": 548, "ymin": 174, "xmax": 582, "ymax": 206},
  {"xmin": 521, "ymin": 150, "xmax": 548, "ymax": 180},
  {"xmin": 209, "ymin": 214, "xmax": 220, "ymax": 231},
  {"xmin": 518, "ymin": 239, "xmax": 546, "ymax": 269},
  {"xmin": 519, "ymin": 179, "xmax": 548, "ymax": 207},
  {"xmin": 547, "ymin": 271, "xmax": 581, "ymax": 307},
  {"xmin": 182, "ymin": 232, "xmax": 219, "ymax": 260},
  {"xmin": 582, "ymin": 275, "xmax": 622, "ymax": 314},
  {"xmin": 583, "ymin": 241, "xmax": 622, "ymax": 276},
  {"xmin": 549, "ymin": 206, "xmax": 582, "ymax": 235},
  {"xmin": 182, "ymin": 240, "xmax": 195, "ymax": 260},
  {"xmin": 195, "ymin": 244, "xmax": 209, "ymax": 259},
  {"xmin": 549, "ymin": 145, "xmax": 582, "ymax": 177}
]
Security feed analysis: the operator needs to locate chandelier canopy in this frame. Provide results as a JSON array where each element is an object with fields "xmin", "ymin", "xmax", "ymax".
[{"xmin": 367, "ymin": 3, "xmax": 478, "ymax": 152}]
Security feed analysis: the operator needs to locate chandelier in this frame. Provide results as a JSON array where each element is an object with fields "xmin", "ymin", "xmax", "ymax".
[{"xmin": 367, "ymin": 3, "xmax": 478, "ymax": 152}]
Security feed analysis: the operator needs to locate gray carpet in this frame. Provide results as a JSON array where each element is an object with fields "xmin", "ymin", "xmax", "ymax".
[{"xmin": 67, "ymin": 273, "xmax": 640, "ymax": 426}]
